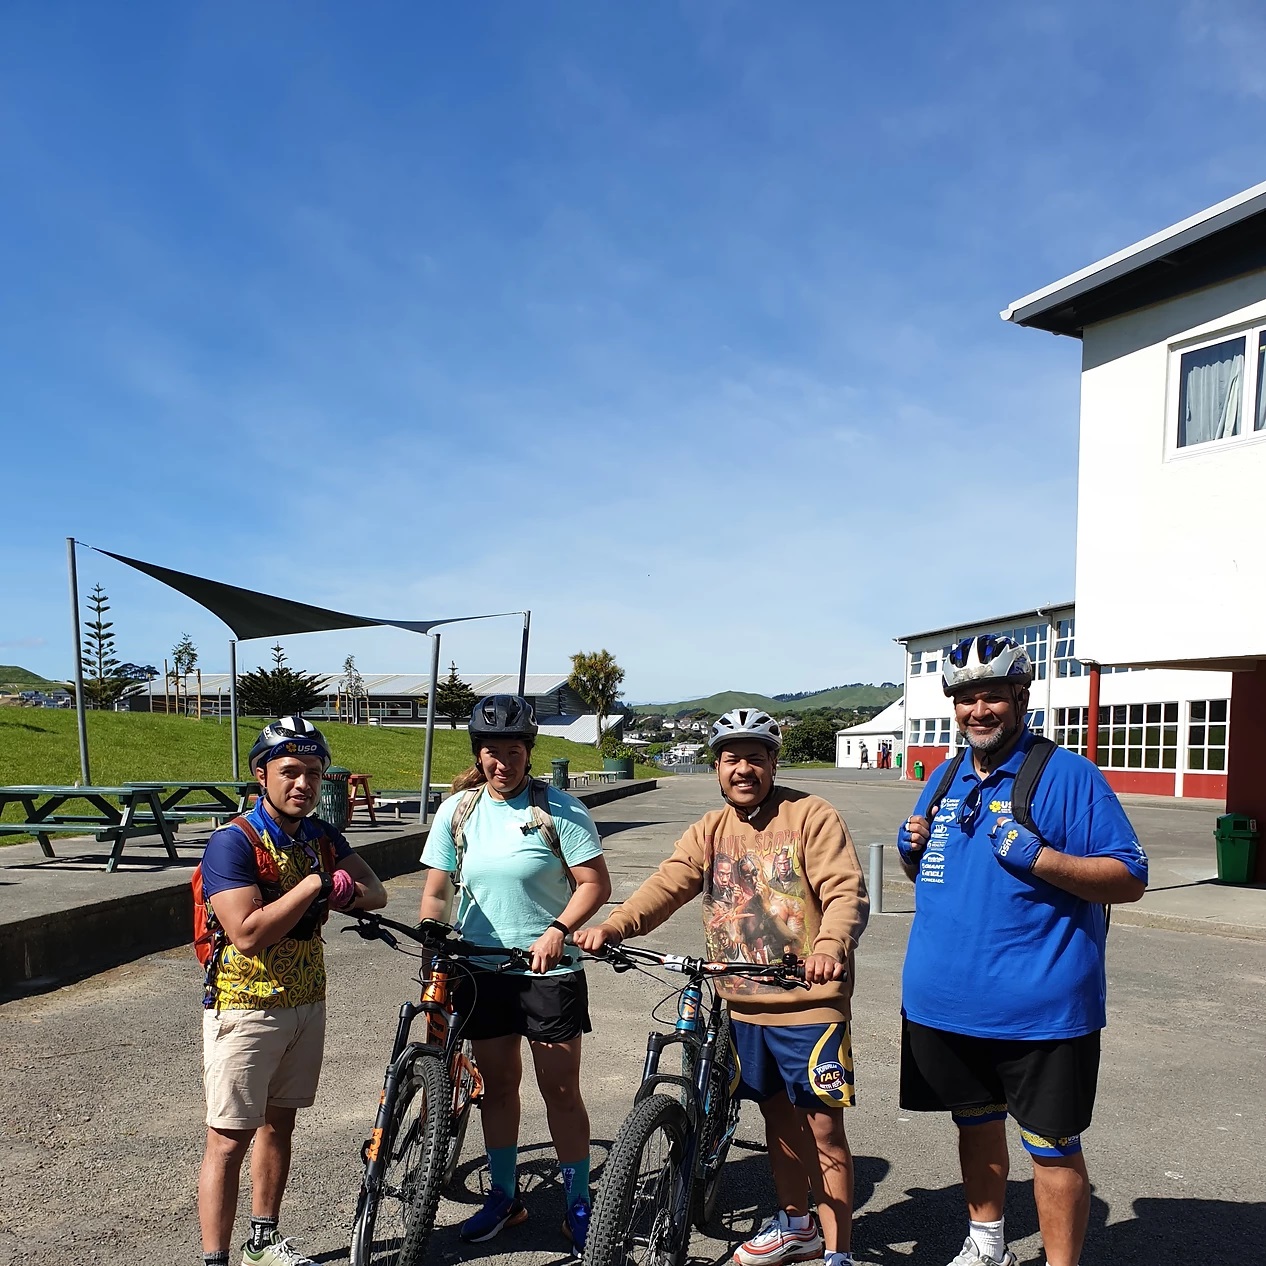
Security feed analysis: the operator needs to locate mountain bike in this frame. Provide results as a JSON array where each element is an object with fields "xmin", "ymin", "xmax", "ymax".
[
  {"xmin": 344, "ymin": 912, "xmax": 550, "ymax": 1266},
  {"xmin": 581, "ymin": 945, "xmax": 806, "ymax": 1266}
]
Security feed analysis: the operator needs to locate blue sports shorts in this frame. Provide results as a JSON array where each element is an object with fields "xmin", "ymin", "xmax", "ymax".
[{"xmin": 731, "ymin": 1017, "xmax": 855, "ymax": 1109}]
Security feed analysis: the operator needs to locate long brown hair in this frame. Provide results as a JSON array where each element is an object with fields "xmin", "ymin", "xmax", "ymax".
[{"xmin": 451, "ymin": 741, "xmax": 535, "ymax": 793}]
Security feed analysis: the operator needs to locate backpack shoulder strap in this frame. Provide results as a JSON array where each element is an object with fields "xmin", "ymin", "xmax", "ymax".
[
  {"xmin": 926, "ymin": 747, "xmax": 967, "ymax": 820},
  {"xmin": 1011, "ymin": 735, "xmax": 1059, "ymax": 840},
  {"xmin": 530, "ymin": 778, "xmax": 574, "ymax": 892},
  {"xmin": 449, "ymin": 787, "xmax": 484, "ymax": 889}
]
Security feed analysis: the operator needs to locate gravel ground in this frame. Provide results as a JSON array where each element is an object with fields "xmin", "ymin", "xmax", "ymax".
[{"xmin": 1, "ymin": 776, "xmax": 1263, "ymax": 1265}]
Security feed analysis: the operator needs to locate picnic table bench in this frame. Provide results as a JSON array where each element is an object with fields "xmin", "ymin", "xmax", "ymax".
[
  {"xmin": 124, "ymin": 781, "xmax": 257, "ymax": 825},
  {"xmin": 582, "ymin": 770, "xmax": 623, "ymax": 785},
  {"xmin": 0, "ymin": 785, "xmax": 178, "ymax": 872}
]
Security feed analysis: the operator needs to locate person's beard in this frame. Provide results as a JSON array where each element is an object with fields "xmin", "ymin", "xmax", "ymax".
[{"xmin": 964, "ymin": 715, "xmax": 1021, "ymax": 755}]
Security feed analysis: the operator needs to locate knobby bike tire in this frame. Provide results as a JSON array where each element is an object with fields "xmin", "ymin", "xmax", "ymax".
[
  {"xmin": 683, "ymin": 1012, "xmax": 735, "ymax": 1229},
  {"xmin": 444, "ymin": 1040, "xmax": 477, "ymax": 1189},
  {"xmin": 349, "ymin": 1054, "xmax": 454, "ymax": 1266},
  {"xmin": 586, "ymin": 1093, "xmax": 691, "ymax": 1266}
]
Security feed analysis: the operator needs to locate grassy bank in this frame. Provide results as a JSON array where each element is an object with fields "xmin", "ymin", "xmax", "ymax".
[{"xmin": 0, "ymin": 709, "xmax": 654, "ymax": 794}]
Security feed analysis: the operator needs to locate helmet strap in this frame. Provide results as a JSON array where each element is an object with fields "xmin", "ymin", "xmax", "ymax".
[{"xmin": 261, "ymin": 788, "xmax": 306, "ymax": 834}]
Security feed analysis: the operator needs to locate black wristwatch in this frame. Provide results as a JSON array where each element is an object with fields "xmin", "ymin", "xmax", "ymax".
[
  {"xmin": 317, "ymin": 871, "xmax": 335, "ymax": 902},
  {"xmin": 549, "ymin": 919, "xmax": 569, "ymax": 936}
]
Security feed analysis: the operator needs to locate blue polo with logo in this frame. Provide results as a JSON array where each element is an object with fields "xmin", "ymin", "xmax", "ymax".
[{"xmin": 900, "ymin": 729, "xmax": 1148, "ymax": 1040}]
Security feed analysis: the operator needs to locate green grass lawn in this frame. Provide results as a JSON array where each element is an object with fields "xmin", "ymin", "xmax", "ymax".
[{"xmin": 0, "ymin": 709, "xmax": 655, "ymax": 799}]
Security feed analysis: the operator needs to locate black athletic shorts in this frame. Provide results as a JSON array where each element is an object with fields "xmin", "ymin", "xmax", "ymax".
[
  {"xmin": 900, "ymin": 1018, "xmax": 1100, "ymax": 1154},
  {"xmin": 452, "ymin": 968, "xmax": 592, "ymax": 1044}
]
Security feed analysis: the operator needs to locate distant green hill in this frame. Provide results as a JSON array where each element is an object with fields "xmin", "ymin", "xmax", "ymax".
[
  {"xmin": 633, "ymin": 684, "xmax": 900, "ymax": 717},
  {"xmin": 0, "ymin": 665, "xmax": 56, "ymax": 692}
]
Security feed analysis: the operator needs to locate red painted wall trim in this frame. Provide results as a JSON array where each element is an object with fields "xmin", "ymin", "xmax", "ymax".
[
  {"xmin": 1182, "ymin": 772, "xmax": 1228, "ymax": 800},
  {"xmin": 906, "ymin": 745, "xmax": 949, "ymax": 781},
  {"xmin": 1102, "ymin": 769, "xmax": 1175, "ymax": 796},
  {"xmin": 1226, "ymin": 665, "xmax": 1266, "ymax": 882}
]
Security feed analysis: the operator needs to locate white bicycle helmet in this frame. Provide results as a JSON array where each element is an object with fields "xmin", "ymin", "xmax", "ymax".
[
  {"xmin": 249, "ymin": 715, "xmax": 332, "ymax": 775},
  {"xmin": 942, "ymin": 634, "xmax": 1034, "ymax": 696},
  {"xmin": 708, "ymin": 708, "xmax": 783, "ymax": 754}
]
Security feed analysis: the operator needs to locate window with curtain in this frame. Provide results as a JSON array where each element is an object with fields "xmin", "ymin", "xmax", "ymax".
[
  {"xmin": 1257, "ymin": 333, "xmax": 1266, "ymax": 434},
  {"xmin": 1177, "ymin": 336, "xmax": 1245, "ymax": 448}
]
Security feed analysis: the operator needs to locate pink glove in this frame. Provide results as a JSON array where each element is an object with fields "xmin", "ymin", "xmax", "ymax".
[{"xmin": 330, "ymin": 868, "xmax": 357, "ymax": 910}]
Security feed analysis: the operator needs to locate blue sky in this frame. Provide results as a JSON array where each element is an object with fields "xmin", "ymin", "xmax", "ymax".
[{"xmin": 4, "ymin": 1, "xmax": 1265, "ymax": 701}]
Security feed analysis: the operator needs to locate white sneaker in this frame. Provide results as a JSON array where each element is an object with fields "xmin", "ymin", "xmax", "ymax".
[
  {"xmin": 732, "ymin": 1211, "xmax": 824, "ymax": 1266},
  {"xmin": 241, "ymin": 1237, "xmax": 316, "ymax": 1266},
  {"xmin": 946, "ymin": 1236, "xmax": 1017, "ymax": 1266}
]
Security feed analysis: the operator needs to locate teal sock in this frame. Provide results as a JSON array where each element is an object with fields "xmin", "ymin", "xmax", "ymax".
[
  {"xmin": 560, "ymin": 1156, "xmax": 591, "ymax": 1205},
  {"xmin": 488, "ymin": 1145, "xmax": 517, "ymax": 1195}
]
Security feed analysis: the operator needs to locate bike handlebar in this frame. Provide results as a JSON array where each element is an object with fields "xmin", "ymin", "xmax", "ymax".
[
  {"xmin": 582, "ymin": 941, "xmax": 812, "ymax": 988},
  {"xmin": 339, "ymin": 911, "xmax": 572, "ymax": 968}
]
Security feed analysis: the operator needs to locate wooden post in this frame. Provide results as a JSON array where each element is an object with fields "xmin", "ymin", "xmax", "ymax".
[
  {"xmin": 196, "ymin": 668, "xmax": 202, "ymax": 720},
  {"xmin": 164, "ymin": 658, "xmax": 171, "ymax": 715}
]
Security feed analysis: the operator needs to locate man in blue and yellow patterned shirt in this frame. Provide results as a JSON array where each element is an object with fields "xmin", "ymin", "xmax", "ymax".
[{"xmin": 196, "ymin": 717, "xmax": 386, "ymax": 1266}]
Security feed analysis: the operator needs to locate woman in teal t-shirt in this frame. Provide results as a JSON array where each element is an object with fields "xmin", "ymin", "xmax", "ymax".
[{"xmin": 419, "ymin": 694, "xmax": 612, "ymax": 1252}]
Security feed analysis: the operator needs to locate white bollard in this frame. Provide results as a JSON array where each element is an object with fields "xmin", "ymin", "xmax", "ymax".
[{"xmin": 869, "ymin": 842, "xmax": 884, "ymax": 914}]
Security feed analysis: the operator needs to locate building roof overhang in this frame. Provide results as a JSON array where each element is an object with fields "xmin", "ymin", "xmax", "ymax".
[
  {"xmin": 1001, "ymin": 181, "xmax": 1266, "ymax": 339},
  {"xmin": 895, "ymin": 602, "xmax": 1074, "ymax": 645}
]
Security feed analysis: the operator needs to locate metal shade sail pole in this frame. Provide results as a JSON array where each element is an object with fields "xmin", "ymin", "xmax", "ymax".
[
  {"xmin": 229, "ymin": 639, "xmax": 240, "ymax": 779},
  {"xmin": 67, "ymin": 537, "xmax": 91, "ymax": 785},
  {"xmin": 518, "ymin": 610, "xmax": 530, "ymax": 697},
  {"xmin": 419, "ymin": 631, "xmax": 441, "ymax": 826}
]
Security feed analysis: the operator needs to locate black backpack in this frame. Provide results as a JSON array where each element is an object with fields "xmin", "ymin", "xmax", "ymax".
[
  {"xmin": 926, "ymin": 734, "xmax": 1058, "ymax": 839},
  {"xmin": 924, "ymin": 735, "xmax": 1111, "ymax": 929}
]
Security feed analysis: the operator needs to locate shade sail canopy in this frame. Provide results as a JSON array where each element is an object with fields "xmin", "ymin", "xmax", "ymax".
[{"xmin": 94, "ymin": 548, "xmax": 512, "ymax": 641}]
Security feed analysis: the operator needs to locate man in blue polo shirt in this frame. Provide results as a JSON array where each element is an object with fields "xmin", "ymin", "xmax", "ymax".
[{"xmin": 897, "ymin": 634, "xmax": 1147, "ymax": 1266}]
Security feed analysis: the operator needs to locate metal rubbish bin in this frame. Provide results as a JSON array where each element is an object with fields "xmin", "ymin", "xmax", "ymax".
[
  {"xmin": 913, "ymin": 760, "xmax": 925, "ymax": 781},
  {"xmin": 1215, "ymin": 813, "xmax": 1259, "ymax": 884},
  {"xmin": 551, "ymin": 758, "xmax": 570, "ymax": 790},
  {"xmin": 319, "ymin": 766, "xmax": 351, "ymax": 830}
]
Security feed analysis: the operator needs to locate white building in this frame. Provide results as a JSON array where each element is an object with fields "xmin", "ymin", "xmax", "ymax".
[
  {"xmin": 836, "ymin": 697, "xmax": 904, "ymax": 769},
  {"xmin": 899, "ymin": 604, "xmax": 1231, "ymax": 800},
  {"xmin": 1002, "ymin": 180, "xmax": 1266, "ymax": 872}
]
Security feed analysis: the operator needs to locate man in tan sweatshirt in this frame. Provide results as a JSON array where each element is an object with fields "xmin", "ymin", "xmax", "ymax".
[{"xmin": 575, "ymin": 708, "xmax": 869, "ymax": 1266}]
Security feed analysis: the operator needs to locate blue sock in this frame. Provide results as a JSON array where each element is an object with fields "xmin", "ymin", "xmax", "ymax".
[
  {"xmin": 487, "ymin": 1145, "xmax": 517, "ymax": 1196},
  {"xmin": 560, "ymin": 1156, "xmax": 590, "ymax": 1205}
]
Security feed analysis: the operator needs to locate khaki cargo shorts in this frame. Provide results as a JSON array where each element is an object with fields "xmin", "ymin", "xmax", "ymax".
[{"xmin": 203, "ymin": 1001, "xmax": 326, "ymax": 1130}]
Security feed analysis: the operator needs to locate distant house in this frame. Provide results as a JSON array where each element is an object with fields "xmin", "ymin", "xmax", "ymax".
[{"xmin": 836, "ymin": 698, "xmax": 904, "ymax": 769}]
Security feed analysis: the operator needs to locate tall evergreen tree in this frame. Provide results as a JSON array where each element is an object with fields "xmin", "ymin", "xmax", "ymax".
[
  {"xmin": 435, "ymin": 662, "xmax": 478, "ymax": 729},
  {"xmin": 80, "ymin": 585, "xmax": 143, "ymax": 709},
  {"xmin": 238, "ymin": 643, "xmax": 329, "ymax": 717}
]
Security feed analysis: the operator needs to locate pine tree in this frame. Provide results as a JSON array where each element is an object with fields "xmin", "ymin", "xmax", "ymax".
[
  {"xmin": 80, "ymin": 585, "xmax": 141, "ymax": 709},
  {"xmin": 238, "ymin": 643, "xmax": 329, "ymax": 717},
  {"xmin": 435, "ymin": 662, "xmax": 478, "ymax": 729}
]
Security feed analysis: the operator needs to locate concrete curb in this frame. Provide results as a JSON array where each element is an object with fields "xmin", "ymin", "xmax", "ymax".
[
  {"xmin": 1109, "ymin": 906, "xmax": 1266, "ymax": 942},
  {"xmin": 0, "ymin": 778, "xmax": 658, "ymax": 999}
]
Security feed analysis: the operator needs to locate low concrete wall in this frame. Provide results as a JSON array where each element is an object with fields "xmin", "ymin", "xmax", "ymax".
[
  {"xmin": 0, "ymin": 828, "xmax": 429, "ymax": 999},
  {"xmin": 0, "ymin": 779, "xmax": 658, "ymax": 997}
]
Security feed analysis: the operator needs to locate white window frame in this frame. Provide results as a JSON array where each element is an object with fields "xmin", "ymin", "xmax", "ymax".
[
  {"xmin": 1186, "ymin": 698, "xmax": 1230, "ymax": 773},
  {"xmin": 1166, "ymin": 320, "xmax": 1266, "ymax": 459}
]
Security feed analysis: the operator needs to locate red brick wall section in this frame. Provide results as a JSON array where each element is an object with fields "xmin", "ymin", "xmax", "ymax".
[
  {"xmin": 1182, "ymin": 772, "xmax": 1228, "ymax": 801},
  {"xmin": 1101, "ymin": 770, "xmax": 1176, "ymax": 797},
  {"xmin": 1226, "ymin": 664, "xmax": 1266, "ymax": 882},
  {"xmin": 906, "ymin": 746, "xmax": 949, "ymax": 781}
]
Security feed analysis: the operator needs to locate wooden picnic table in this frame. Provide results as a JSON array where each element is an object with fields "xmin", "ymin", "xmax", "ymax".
[{"xmin": 0, "ymin": 785, "xmax": 179, "ymax": 872}]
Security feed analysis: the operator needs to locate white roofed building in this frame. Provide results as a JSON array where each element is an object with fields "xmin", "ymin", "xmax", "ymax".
[
  {"xmin": 836, "ymin": 698, "xmax": 904, "ymax": 769},
  {"xmin": 1003, "ymin": 180, "xmax": 1266, "ymax": 874}
]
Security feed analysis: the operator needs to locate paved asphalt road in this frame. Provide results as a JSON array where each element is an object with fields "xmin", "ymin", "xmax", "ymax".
[{"xmin": 1, "ymin": 775, "xmax": 1263, "ymax": 1264}]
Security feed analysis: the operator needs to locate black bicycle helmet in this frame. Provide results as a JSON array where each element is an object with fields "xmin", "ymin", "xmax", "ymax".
[
  {"xmin": 468, "ymin": 694, "xmax": 539, "ymax": 752},
  {"xmin": 249, "ymin": 715, "xmax": 332, "ymax": 775}
]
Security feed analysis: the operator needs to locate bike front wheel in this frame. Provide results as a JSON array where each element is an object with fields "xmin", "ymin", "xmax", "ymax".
[
  {"xmin": 586, "ymin": 1093, "xmax": 692, "ymax": 1266},
  {"xmin": 350, "ymin": 1054, "xmax": 454, "ymax": 1266}
]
